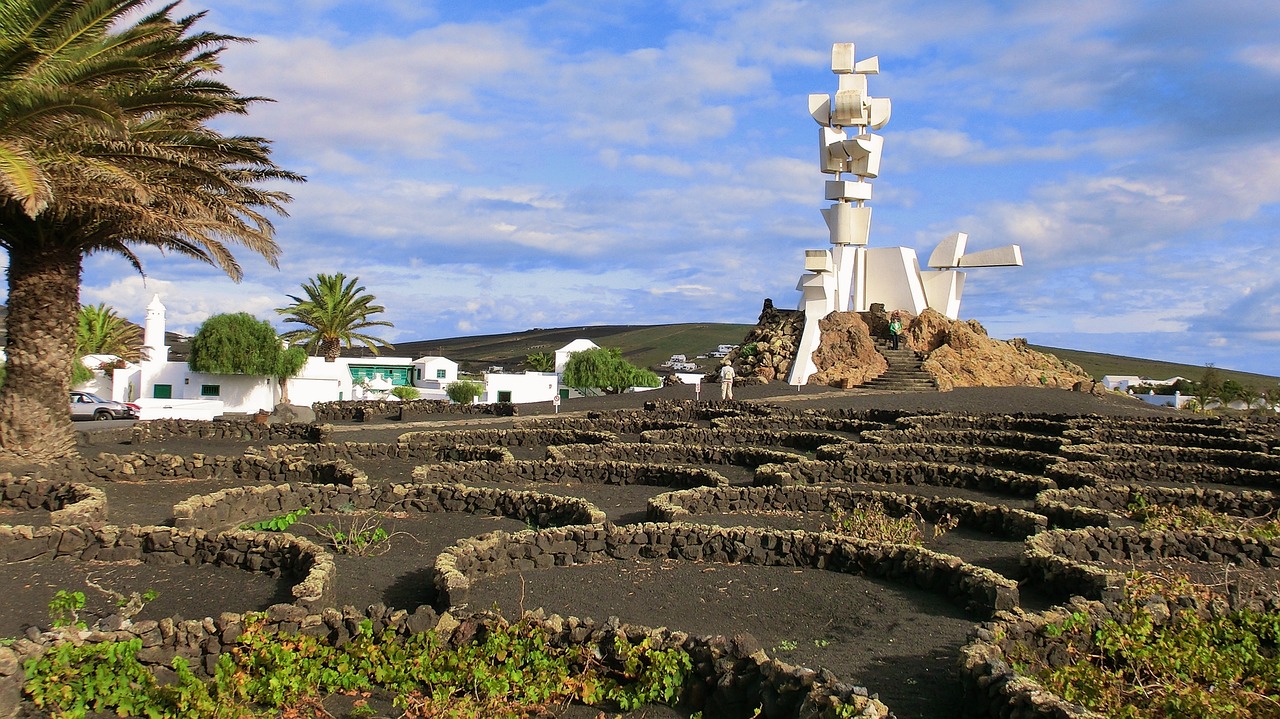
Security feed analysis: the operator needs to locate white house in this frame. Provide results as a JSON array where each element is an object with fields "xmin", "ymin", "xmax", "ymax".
[
  {"xmin": 1101, "ymin": 375, "xmax": 1189, "ymax": 392},
  {"xmin": 554, "ymin": 338, "xmax": 600, "ymax": 374},
  {"xmin": 481, "ymin": 371, "xmax": 559, "ymax": 404}
]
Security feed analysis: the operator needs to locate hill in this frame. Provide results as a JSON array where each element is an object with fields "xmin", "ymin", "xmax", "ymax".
[
  {"xmin": 383, "ymin": 323, "xmax": 755, "ymax": 375},
  {"xmin": 1028, "ymin": 345, "xmax": 1277, "ymax": 390},
  {"xmin": 342, "ymin": 323, "xmax": 1280, "ymax": 389}
]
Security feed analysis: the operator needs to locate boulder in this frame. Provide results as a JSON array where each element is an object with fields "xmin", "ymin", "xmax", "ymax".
[
  {"xmin": 911, "ymin": 309, "xmax": 1090, "ymax": 390},
  {"xmin": 270, "ymin": 403, "xmax": 316, "ymax": 425},
  {"xmin": 808, "ymin": 312, "xmax": 887, "ymax": 387}
]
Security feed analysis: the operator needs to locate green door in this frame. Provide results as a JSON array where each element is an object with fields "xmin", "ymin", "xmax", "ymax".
[{"xmin": 153, "ymin": 384, "xmax": 172, "ymax": 399}]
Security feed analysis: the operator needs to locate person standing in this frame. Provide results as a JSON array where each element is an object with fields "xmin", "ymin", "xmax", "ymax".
[
  {"xmin": 888, "ymin": 313, "xmax": 903, "ymax": 350},
  {"xmin": 719, "ymin": 362, "xmax": 736, "ymax": 400}
]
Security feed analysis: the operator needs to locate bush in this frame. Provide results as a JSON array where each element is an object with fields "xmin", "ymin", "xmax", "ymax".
[
  {"xmin": 445, "ymin": 380, "xmax": 485, "ymax": 404},
  {"xmin": 391, "ymin": 385, "xmax": 420, "ymax": 401}
]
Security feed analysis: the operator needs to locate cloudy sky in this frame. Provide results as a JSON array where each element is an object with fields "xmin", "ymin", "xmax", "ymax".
[{"xmin": 67, "ymin": 0, "xmax": 1280, "ymax": 375}]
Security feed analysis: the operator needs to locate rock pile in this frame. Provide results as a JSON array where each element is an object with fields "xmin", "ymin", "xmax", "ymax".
[{"xmin": 721, "ymin": 300, "xmax": 1092, "ymax": 392}]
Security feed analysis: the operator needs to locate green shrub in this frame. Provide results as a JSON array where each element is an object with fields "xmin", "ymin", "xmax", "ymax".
[
  {"xmin": 390, "ymin": 385, "xmax": 420, "ymax": 401},
  {"xmin": 444, "ymin": 380, "xmax": 485, "ymax": 404}
]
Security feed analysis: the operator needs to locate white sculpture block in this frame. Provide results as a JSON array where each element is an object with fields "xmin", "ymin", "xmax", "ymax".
[
  {"xmin": 832, "ymin": 43, "xmax": 855, "ymax": 73},
  {"xmin": 869, "ymin": 97, "xmax": 892, "ymax": 130},
  {"xmin": 819, "ymin": 126, "xmax": 849, "ymax": 174},
  {"xmin": 862, "ymin": 247, "xmax": 928, "ymax": 314},
  {"xmin": 825, "ymin": 180, "xmax": 873, "ymax": 202},
  {"xmin": 854, "ymin": 56, "xmax": 879, "ymax": 74},
  {"xmin": 809, "ymin": 94, "xmax": 832, "ymax": 126},
  {"xmin": 832, "ymin": 74, "xmax": 870, "ymax": 126},
  {"xmin": 821, "ymin": 203, "xmax": 871, "ymax": 246},
  {"xmin": 804, "ymin": 249, "xmax": 834, "ymax": 272},
  {"xmin": 921, "ymin": 269, "xmax": 965, "ymax": 319},
  {"xmin": 839, "ymin": 133, "xmax": 884, "ymax": 178},
  {"xmin": 927, "ymin": 232, "xmax": 968, "ymax": 269},
  {"xmin": 958, "ymin": 245, "xmax": 1023, "ymax": 267}
]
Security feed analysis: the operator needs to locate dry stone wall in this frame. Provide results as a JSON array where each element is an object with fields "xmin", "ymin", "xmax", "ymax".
[
  {"xmin": 816, "ymin": 442, "xmax": 1061, "ymax": 474},
  {"xmin": 130, "ymin": 419, "xmax": 325, "ymax": 444},
  {"xmin": 647, "ymin": 485, "xmax": 1047, "ymax": 538},
  {"xmin": 547, "ymin": 442, "xmax": 799, "ymax": 468},
  {"xmin": 754, "ymin": 458, "xmax": 1055, "ymax": 496},
  {"xmin": 435, "ymin": 523, "xmax": 1018, "ymax": 616},
  {"xmin": 413, "ymin": 460, "xmax": 728, "ymax": 488},
  {"xmin": 173, "ymin": 481, "xmax": 605, "ymax": 532},
  {"xmin": 0, "ymin": 475, "xmax": 107, "ymax": 528}
]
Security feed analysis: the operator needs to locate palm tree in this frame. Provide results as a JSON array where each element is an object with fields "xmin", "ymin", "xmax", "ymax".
[
  {"xmin": 277, "ymin": 273, "xmax": 393, "ymax": 362},
  {"xmin": 76, "ymin": 304, "xmax": 142, "ymax": 363},
  {"xmin": 0, "ymin": 1, "xmax": 301, "ymax": 464}
]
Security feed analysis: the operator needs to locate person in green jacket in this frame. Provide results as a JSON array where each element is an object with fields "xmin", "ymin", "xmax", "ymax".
[{"xmin": 888, "ymin": 313, "xmax": 903, "ymax": 350}]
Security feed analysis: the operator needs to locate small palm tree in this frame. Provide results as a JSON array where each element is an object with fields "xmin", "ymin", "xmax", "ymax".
[
  {"xmin": 76, "ymin": 304, "xmax": 142, "ymax": 363},
  {"xmin": 526, "ymin": 352, "xmax": 555, "ymax": 372},
  {"xmin": 277, "ymin": 273, "xmax": 394, "ymax": 361}
]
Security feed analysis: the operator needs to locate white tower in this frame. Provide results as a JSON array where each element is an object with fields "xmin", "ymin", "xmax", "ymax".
[{"xmin": 142, "ymin": 295, "xmax": 169, "ymax": 363}]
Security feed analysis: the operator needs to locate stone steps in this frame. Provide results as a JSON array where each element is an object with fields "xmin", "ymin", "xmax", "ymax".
[{"xmin": 866, "ymin": 339, "xmax": 937, "ymax": 392}]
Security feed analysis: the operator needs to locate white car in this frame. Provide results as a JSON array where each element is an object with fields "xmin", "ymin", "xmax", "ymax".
[{"xmin": 69, "ymin": 391, "xmax": 139, "ymax": 421}]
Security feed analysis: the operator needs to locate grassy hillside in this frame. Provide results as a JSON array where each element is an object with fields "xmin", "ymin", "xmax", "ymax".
[
  {"xmin": 1031, "ymin": 345, "xmax": 1278, "ymax": 390},
  {"xmin": 374, "ymin": 323, "xmax": 1278, "ymax": 389}
]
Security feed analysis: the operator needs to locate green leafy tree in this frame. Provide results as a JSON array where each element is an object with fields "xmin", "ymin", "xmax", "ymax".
[
  {"xmin": 76, "ymin": 304, "xmax": 142, "ymax": 363},
  {"xmin": 277, "ymin": 273, "xmax": 393, "ymax": 362},
  {"xmin": 0, "ymin": 1, "xmax": 300, "ymax": 463},
  {"xmin": 275, "ymin": 346, "xmax": 307, "ymax": 406},
  {"xmin": 444, "ymin": 380, "xmax": 484, "ymax": 404},
  {"xmin": 562, "ymin": 347, "xmax": 660, "ymax": 395},
  {"xmin": 1193, "ymin": 365, "xmax": 1222, "ymax": 412},
  {"xmin": 188, "ymin": 313, "xmax": 287, "ymax": 376},
  {"xmin": 526, "ymin": 352, "xmax": 555, "ymax": 372}
]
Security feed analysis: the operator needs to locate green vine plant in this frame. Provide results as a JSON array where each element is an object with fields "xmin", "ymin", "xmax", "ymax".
[
  {"xmin": 24, "ymin": 613, "xmax": 695, "ymax": 719},
  {"xmin": 306, "ymin": 512, "xmax": 414, "ymax": 556},
  {"xmin": 47, "ymin": 590, "xmax": 86, "ymax": 630},
  {"xmin": 1127, "ymin": 497, "xmax": 1280, "ymax": 540},
  {"xmin": 241, "ymin": 507, "xmax": 309, "ymax": 532},
  {"xmin": 822, "ymin": 501, "xmax": 956, "ymax": 546},
  {"xmin": 1014, "ymin": 571, "xmax": 1280, "ymax": 719}
]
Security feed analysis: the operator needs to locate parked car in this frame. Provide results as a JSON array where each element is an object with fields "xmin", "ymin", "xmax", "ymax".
[{"xmin": 69, "ymin": 391, "xmax": 139, "ymax": 421}]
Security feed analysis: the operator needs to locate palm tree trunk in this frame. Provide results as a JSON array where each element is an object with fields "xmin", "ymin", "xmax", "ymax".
[{"xmin": 0, "ymin": 245, "xmax": 82, "ymax": 465}]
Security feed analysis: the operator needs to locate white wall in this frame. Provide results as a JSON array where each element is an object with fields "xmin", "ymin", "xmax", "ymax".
[{"xmin": 483, "ymin": 372, "xmax": 558, "ymax": 404}]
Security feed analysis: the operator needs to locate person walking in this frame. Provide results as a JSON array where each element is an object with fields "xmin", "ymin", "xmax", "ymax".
[
  {"xmin": 888, "ymin": 313, "xmax": 903, "ymax": 350},
  {"xmin": 719, "ymin": 362, "xmax": 736, "ymax": 400}
]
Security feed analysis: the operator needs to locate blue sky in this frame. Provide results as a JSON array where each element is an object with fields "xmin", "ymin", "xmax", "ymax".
[{"xmin": 64, "ymin": 1, "xmax": 1280, "ymax": 375}]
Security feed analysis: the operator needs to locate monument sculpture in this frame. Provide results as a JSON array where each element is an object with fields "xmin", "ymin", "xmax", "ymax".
[{"xmin": 788, "ymin": 43, "xmax": 1023, "ymax": 386}]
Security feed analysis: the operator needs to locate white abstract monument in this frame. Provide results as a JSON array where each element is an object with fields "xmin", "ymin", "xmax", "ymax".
[{"xmin": 788, "ymin": 43, "xmax": 1023, "ymax": 386}]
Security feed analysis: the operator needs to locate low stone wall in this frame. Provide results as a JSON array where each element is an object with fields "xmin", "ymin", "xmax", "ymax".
[
  {"xmin": 647, "ymin": 486, "xmax": 1047, "ymax": 538},
  {"xmin": 1059, "ymin": 443, "xmax": 1280, "ymax": 471},
  {"xmin": 815, "ymin": 442, "xmax": 1061, "ymax": 474},
  {"xmin": 1035, "ymin": 484, "xmax": 1280, "ymax": 529},
  {"xmin": 399, "ymin": 428, "xmax": 616, "ymax": 448},
  {"xmin": 246, "ymin": 441, "xmax": 513, "ymax": 466},
  {"xmin": 412, "ymin": 460, "xmax": 728, "ymax": 488},
  {"xmin": 754, "ymin": 459, "xmax": 1054, "ymax": 496},
  {"xmin": 860, "ymin": 428, "xmax": 1066, "ymax": 453},
  {"xmin": 312, "ymin": 399, "xmax": 517, "ymax": 422},
  {"xmin": 517, "ymin": 411, "xmax": 697, "ymax": 435},
  {"xmin": 711, "ymin": 414, "xmax": 890, "ymax": 435},
  {"xmin": 173, "ymin": 481, "xmax": 605, "ymax": 532},
  {"xmin": 1045, "ymin": 459, "xmax": 1280, "ymax": 490},
  {"xmin": 1065, "ymin": 415, "xmax": 1238, "ymax": 436},
  {"xmin": 897, "ymin": 414, "xmax": 1072, "ymax": 435},
  {"xmin": 1022, "ymin": 526, "xmax": 1280, "ymax": 601},
  {"xmin": 548, "ymin": 442, "xmax": 800, "ymax": 468},
  {"xmin": 86, "ymin": 451, "xmax": 246, "ymax": 481},
  {"xmin": 0, "ymin": 475, "xmax": 107, "ymax": 527},
  {"xmin": 0, "ymin": 524, "xmax": 333, "ymax": 610},
  {"xmin": 436, "ymin": 523, "xmax": 1018, "ymax": 616},
  {"xmin": 1063, "ymin": 427, "xmax": 1269, "ymax": 452},
  {"xmin": 0, "ymin": 607, "xmax": 891, "ymax": 719},
  {"xmin": 130, "ymin": 419, "xmax": 325, "ymax": 444},
  {"xmin": 640, "ymin": 428, "xmax": 849, "ymax": 452},
  {"xmin": 641, "ymin": 400, "xmax": 780, "ymax": 423}
]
